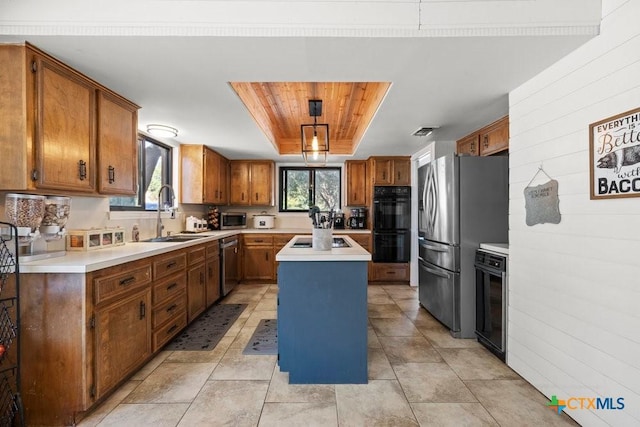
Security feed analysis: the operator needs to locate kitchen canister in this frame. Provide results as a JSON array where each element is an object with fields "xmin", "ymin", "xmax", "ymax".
[{"xmin": 312, "ymin": 228, "xmax": 332, "ymax": 251}]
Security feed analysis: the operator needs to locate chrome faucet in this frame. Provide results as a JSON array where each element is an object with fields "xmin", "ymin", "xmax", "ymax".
[{"xmin": 156, "ymin": 184, "xmax": 175, "ymax": 238}]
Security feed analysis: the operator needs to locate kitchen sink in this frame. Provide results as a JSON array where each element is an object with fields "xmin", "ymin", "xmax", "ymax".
[
  {"xmin": 141, "ymin": 235, "xmax": 208, "ymax": 243},
  {"xmin": 291, "ymin": 237, "xmax": 351, "ymax": 248}
]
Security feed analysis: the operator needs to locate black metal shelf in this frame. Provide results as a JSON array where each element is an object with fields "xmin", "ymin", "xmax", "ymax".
[{"xmin": 0, "ymin": 222, "xmax": 24, "ymax": 426}]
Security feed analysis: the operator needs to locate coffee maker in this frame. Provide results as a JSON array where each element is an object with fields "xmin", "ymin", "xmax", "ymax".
[
  {"xmin": 347, "ymin": 207, "xmax": 367, "ymax": 229},
  {"xmin": 333, "ymin": 212, "xmax": 345, "ymax": 229}
]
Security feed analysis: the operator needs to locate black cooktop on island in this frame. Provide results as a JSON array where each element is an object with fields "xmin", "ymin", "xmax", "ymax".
[{"xmin": 291, "ymin": 237, "xmax": 351, "ymax": 248}]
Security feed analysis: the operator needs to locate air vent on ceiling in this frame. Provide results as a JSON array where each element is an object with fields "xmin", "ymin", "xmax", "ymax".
[{"xmin": 412, "ymin": 127, "xmax": 436, "ymax": 137}]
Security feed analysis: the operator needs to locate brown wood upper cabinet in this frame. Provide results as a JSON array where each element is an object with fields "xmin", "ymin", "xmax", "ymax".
[
  {"xmin": 370, "ymin": 157, "xmax": 411, "ymax": 186},
  {"xmin": 479, "ymin": 116, "xmax": 509, "ymax": 156},
  {"xmin": 180, "ymin": 144, "xmax": 229, "ymax": 205},
  {"xmin": 345, "ymin": 160, "xmax": 367, "ymax": 206},
  {"xmin": 229, "ymin": 160, "xmax": 274, "ymax": 206},
  {"xmin": 0, "ymin": 43, "xmax": 139, "ymax": 195},
  {"xmin": 456, "ymin": 116, "xmax": 509, "ymax": 156},
  {"xmin": 35, "ymin": 54, "xmax": 97, "ymax": 193},
  {"xmin": 97, "ymin": 91, "xmax": 139, "ymax": 195},
  {"xmin": 456, "ymin": 133, "xmax": 480, "ymax": 156}
]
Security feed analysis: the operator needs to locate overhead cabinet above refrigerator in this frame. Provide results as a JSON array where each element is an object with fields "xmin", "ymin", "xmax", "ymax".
[{"xmin": 417, "ymin": 154, "xmax": 508, "ymax": 338}]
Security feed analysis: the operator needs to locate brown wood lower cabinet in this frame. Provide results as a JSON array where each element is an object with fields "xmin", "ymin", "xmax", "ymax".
[
  {"xmin": 187, "ymin": 245, "xmax": 207, "ymax": 322},
  {"xmin": 91, "ymin": 259, "xmax": 153, "ymax": 401},
  {"xmin": 20, "ymin": 257, "xmax": 156, "ymax": 426},
  {"xmin": 18, "ymin": 240, "xmax": 229, "ymax": 426},
  {"xmin": 242, "ymin": 234, "xmax": 275, "ymax": 281},
  {"xmin": 94, "ymin": 288, "xmax": 152, "ymax": 399}
]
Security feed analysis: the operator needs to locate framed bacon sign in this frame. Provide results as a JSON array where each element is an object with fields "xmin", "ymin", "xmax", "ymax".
[{"xmin": 589, "ymin": 107, "xmax": 640, "ymax": 199}]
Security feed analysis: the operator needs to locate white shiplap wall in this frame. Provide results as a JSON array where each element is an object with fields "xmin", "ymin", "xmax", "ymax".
[{"xmin": 508, "ymin": 1, "xmax": 640, "ymax": 426}]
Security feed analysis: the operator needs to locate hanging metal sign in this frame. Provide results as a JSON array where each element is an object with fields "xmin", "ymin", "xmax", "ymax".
[
  {"xmin": 589, "ymin": 106, "xmax": 640, "ymax": 199},
  {"xmin": 524, "ymin": 169, "xmax": 561, "ymax": 226}
]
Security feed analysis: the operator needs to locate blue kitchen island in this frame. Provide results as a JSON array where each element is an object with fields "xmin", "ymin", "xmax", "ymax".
[{"xmin": 276, "ymin": 235, "xmax": 371, "ymax": 384}]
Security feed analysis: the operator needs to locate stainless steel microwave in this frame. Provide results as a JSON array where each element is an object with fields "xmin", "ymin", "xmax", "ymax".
[{"xmin": 221, "ymin": 212, "xmax": 247, "ymax": 229}]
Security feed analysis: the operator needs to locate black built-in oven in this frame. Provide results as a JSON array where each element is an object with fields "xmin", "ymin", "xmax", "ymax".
[
  {"xmin": 475, "ymin": 249, "xmax": 507, "ymax": 361},
  {"xmin": 373, "ymin": 186, "xmax": 411, "ymax": 230},
  {"xmin": 373, "ymin": 186, "xmax": 411, "ymax": 263},
  {"xmin": 373, "ymin": 230, "xmax": 411, "ymax": 262}
]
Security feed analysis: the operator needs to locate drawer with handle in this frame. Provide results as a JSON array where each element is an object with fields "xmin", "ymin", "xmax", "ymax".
[
  {"xmin": 371, "ymin": 263, "xmax": 409, "ymax": 281},
  {"xmin": 243, "ymin": 234, "xmax": 274, "ymax": 246},
  {"xmin": 187, "ymin": 245, "xmax": 206, "ymax": 265},
  {"xmin": 152, "ymin": 272, "xmax": 187, "ymax": 305},
  {"xmin": 152, "ymin": 294, "xmax": 187, "ymax": 329},
  {"xmin": 153, "ymin": 251, "xmax": 187, "ymax": 280},
  {"xmin": 153, "ymin": 310, "xmax": 187, "ymax": 351},
  {"xmin": 94, "ymin": 263, "xmax": 152, "ymax": 305}
]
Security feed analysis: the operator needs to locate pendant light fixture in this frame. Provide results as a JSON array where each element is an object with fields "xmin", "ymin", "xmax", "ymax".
[{"xmin": 301, "ymin": 100, "xmax": 329, "ymax": 166}]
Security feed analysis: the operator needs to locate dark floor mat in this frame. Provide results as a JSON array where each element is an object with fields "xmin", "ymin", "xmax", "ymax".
[
  {"xmin": 165, "ymin": 303, "xmax": 247, "ymax": 351},
  {"xmin": 243, "ymin": 319, "xmax": 278, "ymax": 355}
]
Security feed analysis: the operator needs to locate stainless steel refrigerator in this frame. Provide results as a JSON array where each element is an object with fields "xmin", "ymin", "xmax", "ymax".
[{"xmin": 418, "ymin": 154, "xmax": 508, "ymax": 338}]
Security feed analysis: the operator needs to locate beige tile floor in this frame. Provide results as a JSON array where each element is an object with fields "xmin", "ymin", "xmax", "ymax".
[{"xmin": 79, "ymin": 283, "xmax": 578, "ymax": 426}]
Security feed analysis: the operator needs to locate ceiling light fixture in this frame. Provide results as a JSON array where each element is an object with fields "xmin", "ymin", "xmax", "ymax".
[
  {"xmin": 147, "ymin": 124, "xmax": 178, "ymax": 138},
  {"xmin": 301, "ymin": 100, "xmax": 329, "ymax": 166}
]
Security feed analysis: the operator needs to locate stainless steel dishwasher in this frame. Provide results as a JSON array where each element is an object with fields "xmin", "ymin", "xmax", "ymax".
[{"xmin": 220, "ymin": 236, "xmax": 239, "ymax": 296}]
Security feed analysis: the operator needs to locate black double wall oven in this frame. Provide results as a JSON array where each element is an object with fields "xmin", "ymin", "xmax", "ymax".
[{"xmin": 372, "ymin": 186, "xmax": 411, "ymax": 263}]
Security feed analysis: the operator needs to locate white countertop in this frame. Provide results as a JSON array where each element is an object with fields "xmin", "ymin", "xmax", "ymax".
[
  {"xmin": 242, "ymin": 228, "xmax": 371, "ymax": 234},
  {"xmin": 479, "ymin": 243, "xmax": 509, "ymax": 256},
  {"xmin": 19, "ymin": 228, "xmax": 372, "ymax": 273},
  {"xmin": 276, "ymin": 235, "xmax": 371, "ymax": 262}
]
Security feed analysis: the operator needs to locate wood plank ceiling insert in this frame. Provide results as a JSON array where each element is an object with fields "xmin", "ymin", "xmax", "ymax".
[{"xmin": 229, "ymin": 82, "xmax": 391, "ymax": 156}]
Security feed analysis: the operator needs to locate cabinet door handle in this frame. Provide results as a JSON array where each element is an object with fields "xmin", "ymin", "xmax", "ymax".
[
  {"xmin": 208, "ymin": 266, "xmax": 213, "ymax": 277},
  {"xmin": 255, "ymin": 239, "xmax": 263, "ymax": 243},
  {"xmin": 78, "ymin": 160, "xmax": 87, "ymax": 181},
  {"xmin": 166, "ymin": 304, "xmax": 178, "ymax": 313},
  {"xmin": 108, "ymin": 165, "xmax": 115, "ymax": 184},
  {"xmin": 265, "ymin": 252, "xmax": 269, "ymax": 261},
  {"xmin": 166, "ymin": 261, "xmax": 177, "ymax": 269},
  {"xmin": 119, "ymin": 276, "xmax": 135, "ymax": 286},
  {"xmin": 382, "ymin": 171, "xmax": 386, "ymax": 180},
  {"xmin": 167, "ymin": 282, "xmax": 178, "ymax": 291},
  {"xmin": 471, "ymin": 142, "xmax": 476, "ymax": 154},
  {"xmin": 397, "ymin": 171, "xmax": 401, "ymax": 181},
  {"xmin": 167, "ymin": 324, "xmax": 179, "ymax": 334},
  {"xmin": 215, "ymin": 189, "xmax": 219, "ymax": 198},
  {"xmin": 241, "ymin": 193, "xmax": 245, "ymax": 201},
  {"xmin": 255, "ymin": 192, "xmax": 258, "ymax": 201},
  {"xmin": 139, "ymin": 301, "xmax": 146, "ymax": 319},
  {"xmin": 483, "ymin": 135, "xmax": 489, "ymax": 148}
]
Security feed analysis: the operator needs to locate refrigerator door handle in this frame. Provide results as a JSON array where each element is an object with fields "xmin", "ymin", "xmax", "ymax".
[
  {"xmin": 419, "ymin": 242, "xmax": 448, "ymax": 252},
  {"xmin": 419, "ymin": 259, "xmax": 452, "ymax": 279},
  {"xmin": 425, "ymin": 165, "xmax": 438, "ymax": 235}
]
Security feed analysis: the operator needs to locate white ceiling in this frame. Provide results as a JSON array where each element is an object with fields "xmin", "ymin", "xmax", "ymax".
[{"xmin": 0, "ymin": 0, "xmax": 602, "ymax": 162}]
